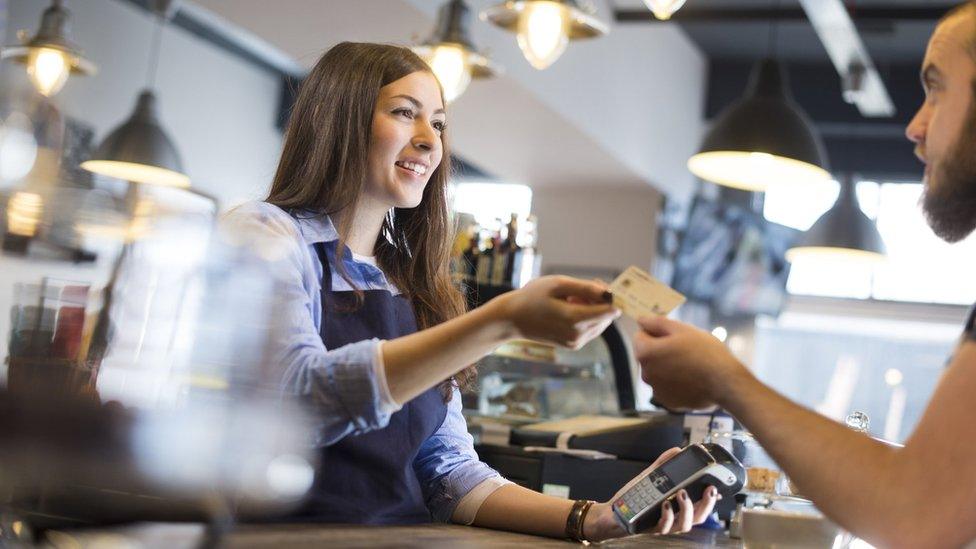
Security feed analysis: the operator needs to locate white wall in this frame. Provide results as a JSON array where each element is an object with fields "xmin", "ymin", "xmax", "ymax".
[
  {"xmin": 532, "ymin": 185, "xmax": 662, "ymax": 277},
  {"xmin": 5, "ymin": 0, "xmax": 283, "ymax": 209}
]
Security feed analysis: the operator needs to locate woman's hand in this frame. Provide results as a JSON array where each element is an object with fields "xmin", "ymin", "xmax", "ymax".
[
  {"xmin": 583, "ymin": 447, "xmax": 722, "ymax": 542},
  {"xmin": 490, "ymin": 276, "xmax": 620, "ymax": 350}
]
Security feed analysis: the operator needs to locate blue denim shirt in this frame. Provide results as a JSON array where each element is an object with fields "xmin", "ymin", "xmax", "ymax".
[{"xmin": 224, "ymin": 201, "xmax": 502, "ymax": 522}]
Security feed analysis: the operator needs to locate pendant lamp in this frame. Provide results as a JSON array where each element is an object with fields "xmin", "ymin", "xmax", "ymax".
[
  {"xmin": 413, "ymin": 0, "xmax": 500, "ymax": 103},
  {"xmin": 785, "ymin": 177, "xmax": 886, "ymax": 263},
  {"xmin": 480, "ymin": 0, "xmax": 608, "ymax": 70},
  {"xmin": 643, "ymin": 0, "xmax": 687, "ymax": 21},
  {"xmin": 80, "ymin": 0, "xmax": 189, "ymax": 188},
  {"xmin": 688, "ymin": 58, "xmax": 830, "ymax": 192},
  {"xmin": 0, "ymin": 0, "xmax": 97, "ymax": 97}
]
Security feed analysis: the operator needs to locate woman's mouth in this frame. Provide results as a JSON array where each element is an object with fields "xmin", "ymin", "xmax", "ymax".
[{"xmin": 395, "ymin": 160, "xmax": 427, "ymax": 177}]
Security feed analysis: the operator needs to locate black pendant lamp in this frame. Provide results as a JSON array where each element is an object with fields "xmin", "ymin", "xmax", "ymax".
[
  {"xmin": 0, "ymin": 0, "xmax": 97, "ymax": 97},
  {"xmin": 785, "ymin": 177, "xmax": 886, "ymax": 263},
  {"xmin": 688, "ymin": 59, "xmax": 831, "ymax": 192},
  {"xmin": 80, "ymin": 0, "xmax": 188, "ymax": 188},
  {"xmin": 412, "ymin": 0, "xmax": 500, "ymax": 103},
  {"xmin": 480, "ymin": 0, "xmax": 608, "ymax": 70}
]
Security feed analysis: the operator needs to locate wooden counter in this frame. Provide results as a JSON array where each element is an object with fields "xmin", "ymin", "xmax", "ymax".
[{"xmin": 49, "ymin": 522, "xmax": 743, "ymax": 548}]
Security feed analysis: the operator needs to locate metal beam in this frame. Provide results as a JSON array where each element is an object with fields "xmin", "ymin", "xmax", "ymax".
[
  {"xmin": 613, "ymin": 6, "xmax": 952, "ymax": 24},
  {"xmin": 798, "ymin": 0, "xmax": 895, "ymax": 118},
  {"xmin": 116, "ymin": 0, "xmax": 304, "ymax": 78}
]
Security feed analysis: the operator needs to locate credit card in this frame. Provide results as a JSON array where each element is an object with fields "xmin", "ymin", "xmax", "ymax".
[{"xmin": 609, "ymin": 266, "xmax": 686, "ymax": 319}]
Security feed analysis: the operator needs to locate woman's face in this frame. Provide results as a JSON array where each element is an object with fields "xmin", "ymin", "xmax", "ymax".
[{"xmin": 365, "ymin": 70, "xmax": 446, "ymax": 210}]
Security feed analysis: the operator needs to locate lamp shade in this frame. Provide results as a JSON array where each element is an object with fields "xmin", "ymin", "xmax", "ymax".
[
  {"xmin": 413, "ymin": 0, "xmax": 500, "ymax": 103},
  {"xmin": 785, "ymin": 179, "xmax": 886, "ymax": 263},
  {"xmin": 80, "ymin": 90, "xmax": 190, "ymax": 188},
  {"xmin": 688, "ymin": 58, "xmax": 830, "ymax": 192}
]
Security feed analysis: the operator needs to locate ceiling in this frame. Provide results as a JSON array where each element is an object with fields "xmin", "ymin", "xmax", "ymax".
[
  {"xmin": 187, "ymin": 0, "xmax": 709, "ymax": 198},
  {"xmin": 175, "ymin": 0, "xmax": 953, "ymax": 193},
  {"xmin": 609, "ymin": 0, "xmax": 958, "ymax": 180},
  {"xmin": 611, "ymin": 0, "xmax": 955, "ymax": 63}
]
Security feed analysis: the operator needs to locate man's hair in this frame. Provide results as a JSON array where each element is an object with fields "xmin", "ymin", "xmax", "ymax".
[{"xmin": 942, "ymin": 1, "xmax": 976, "ymax": 60}]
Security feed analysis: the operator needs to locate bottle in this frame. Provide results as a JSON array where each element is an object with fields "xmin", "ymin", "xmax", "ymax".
[
  {"xmin": 502, "ymin": 213, "xmax": 521, "ymax": 286},
  {"xmin": 490, "ymin": 225, "xmax": 508, "ymax": 286},
  {"xmin": 461, "ymin": 229, "xmax": 480, "ymax": 283},
  {"xmin": 476, "ymin": 232, "xmax": 493, "ymax": 285}
]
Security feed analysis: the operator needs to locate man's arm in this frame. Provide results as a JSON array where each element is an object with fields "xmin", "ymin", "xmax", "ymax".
[{"xmin": 637, "ymin": 316, "xmax": 976, "ymax": 548}]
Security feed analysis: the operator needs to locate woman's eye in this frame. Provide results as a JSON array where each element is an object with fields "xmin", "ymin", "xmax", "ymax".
[
  {"xmin": 433, "ymin": 121, "xmax": 446, "ymax": 132},
  {"xmin": 393, "ymin": 108, "xmax": 415, "ymax": 119}
]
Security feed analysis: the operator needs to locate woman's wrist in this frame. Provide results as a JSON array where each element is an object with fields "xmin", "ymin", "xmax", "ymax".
[
  {"xmin": 583, "ymin": 502, "xmax": 626, "ymax": 543},
  {"xmin": 480, "ymin": 292, "xmax": 520, "ymax": 343}
]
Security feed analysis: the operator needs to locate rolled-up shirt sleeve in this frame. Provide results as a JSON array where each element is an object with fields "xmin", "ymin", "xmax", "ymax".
[
  {"xmin": 223, "ymin": 202, "xmax": 401, "ymax": 447},
  {"xmin": 414, "ymin": 387, "xmax": 509, "ymax": 522}
]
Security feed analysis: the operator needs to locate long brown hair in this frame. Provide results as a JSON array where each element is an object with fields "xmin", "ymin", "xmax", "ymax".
[{"xmin": 266, "ymin": 42, "xmax": 473, "ymax": 401}]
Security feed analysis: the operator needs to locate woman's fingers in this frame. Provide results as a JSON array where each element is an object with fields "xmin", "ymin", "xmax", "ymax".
[
  {"xmin": 672, "ymin": 490, "xmax": 694, "ymax": 534},
  {"xmin": 654, "ymin": 500, "xmax": 675, "ymax": 534},
  {"xmin": 692, "ymin": 486, "xmax": 720, "ymax": 524},
  {"xmin": 549, "ymin": 276, "xmax": 610, "ymax": 302}
]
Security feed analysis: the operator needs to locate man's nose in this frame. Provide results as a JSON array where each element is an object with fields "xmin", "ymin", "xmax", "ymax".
[{"xmin": 905, "ymin": 104, "xmax": 929, "ymax": 145}]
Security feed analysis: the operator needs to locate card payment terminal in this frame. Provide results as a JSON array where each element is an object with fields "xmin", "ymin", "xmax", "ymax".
[{"xmin": 611, "ymin": 443, "xmax": 746, "ymax": 534}]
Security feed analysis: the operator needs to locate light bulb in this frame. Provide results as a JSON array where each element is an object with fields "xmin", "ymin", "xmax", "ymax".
[
  {"xmin": 425, "ymin": 44, "xmax": 472, "ymax": 103},
  {"xmin": 0, "ymin": 112, "xmax": 39, "ymax": 184},
  {"xmin": 7, "ymin": 191, "xmax": 43, "ymax": 237},
  {"xmin": 26, "ymin": 47, "xmax": 71, "ymax": 97},
  {"xmin": 643, "ymin": 0, "xmax": 687, "ymax": 20},
  {"xmin": 516, "ymin": 1, "xmax": 570, "ymax": 70}
]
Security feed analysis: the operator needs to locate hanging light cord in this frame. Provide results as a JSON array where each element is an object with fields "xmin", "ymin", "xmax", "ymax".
[
  {"xmin": 766, "ymin": 0, "xmax": 782, "ymax": 58},
  {"xmin": 145, "ymin": 13, "xmax": 165, "ymax": 89}
]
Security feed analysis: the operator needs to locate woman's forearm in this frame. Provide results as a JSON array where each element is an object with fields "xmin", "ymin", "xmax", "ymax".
[
  {"xmin": 381, "ymin": 296, "xmax": 514, "ymax": 404},
  {"xmin": 471, "ymin": 484, "xmax": 623, "ymax": 542},
  {"xmin": 471, "ymin": 484, "xmax": 575, "ymax": 538}
]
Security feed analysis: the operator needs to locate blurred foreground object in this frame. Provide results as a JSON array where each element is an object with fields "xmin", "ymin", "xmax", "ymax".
[{"xmin": 0, "ymin": 88, "xmax": 314, "ymax": 542}]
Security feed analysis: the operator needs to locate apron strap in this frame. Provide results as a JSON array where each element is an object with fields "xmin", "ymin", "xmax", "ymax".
[{"xmin": 313, "ymin": 241, "xmax": 334, "ymax": 294}]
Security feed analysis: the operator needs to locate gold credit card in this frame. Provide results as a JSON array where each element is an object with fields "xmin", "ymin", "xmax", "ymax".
[{"xmin": 609, "ymin": 266, "xmax": 686, "ymax": 319}]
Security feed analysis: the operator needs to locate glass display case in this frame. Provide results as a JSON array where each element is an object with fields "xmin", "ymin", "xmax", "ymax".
[{"xmin": 463, "ymin": 320, "xmax": 636, "ymax": 424}]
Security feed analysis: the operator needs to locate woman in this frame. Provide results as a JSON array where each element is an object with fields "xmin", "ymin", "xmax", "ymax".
[{"xmin": 229, "ymin": 42, "xmax": 718, "ymax": 542}]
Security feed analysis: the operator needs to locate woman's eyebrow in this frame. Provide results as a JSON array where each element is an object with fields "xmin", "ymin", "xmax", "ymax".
[{"xmin": 390, "ymin": 94, "xmax": 446, "ymax": 115}]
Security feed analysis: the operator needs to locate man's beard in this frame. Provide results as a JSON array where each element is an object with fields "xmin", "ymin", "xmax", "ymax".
[{"xmin": 922, "ymin": 93, "xmax": 976, "ymax": 243}]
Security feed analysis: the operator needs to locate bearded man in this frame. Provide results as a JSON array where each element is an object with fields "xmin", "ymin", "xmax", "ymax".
[{"xmin": 634, "ymin": 3, "xmax": 976, "ymax": 546}]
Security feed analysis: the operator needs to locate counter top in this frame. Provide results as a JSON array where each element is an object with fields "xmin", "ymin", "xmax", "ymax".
[{"xmin": 50, "ymin": 522, "xmax": 742, "ymax": 548}]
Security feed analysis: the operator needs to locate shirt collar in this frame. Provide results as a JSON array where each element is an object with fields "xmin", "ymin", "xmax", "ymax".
[{"xmin": 292, "ymin": 210, "xmax": 339, "ymax": 245}]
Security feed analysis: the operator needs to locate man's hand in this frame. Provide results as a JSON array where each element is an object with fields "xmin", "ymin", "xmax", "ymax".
[{"xmin": 633, "ymin": 316, "xmax": 749, "ymax": 411}]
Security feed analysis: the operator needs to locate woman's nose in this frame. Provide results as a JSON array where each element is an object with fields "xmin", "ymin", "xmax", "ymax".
[{"xmin": 412, "ymin": 126, "xmax": 438, "ymax": 152}]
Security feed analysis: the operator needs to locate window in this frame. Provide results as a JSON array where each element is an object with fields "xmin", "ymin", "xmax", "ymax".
[
  {"xmin": 451, "ymin": 182, "xmax": 532, "ymax": 227},
  {"xmin": 764, "ymin": 181, "xmax": 976, "ymax": 305},
  {"xmin": 753, "ymin": 312, "xmax": 959, "ymax": 443}
]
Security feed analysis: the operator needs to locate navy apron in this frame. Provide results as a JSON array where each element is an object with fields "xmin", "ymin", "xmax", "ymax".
[{"xmin": 294, "ymin": 241, "xmax": 448, "ymax": 524}]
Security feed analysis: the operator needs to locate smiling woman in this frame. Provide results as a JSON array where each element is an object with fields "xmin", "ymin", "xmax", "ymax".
[{"xmin": 223, "ymin": 41, "xmax": 717, "ymax": 541}]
